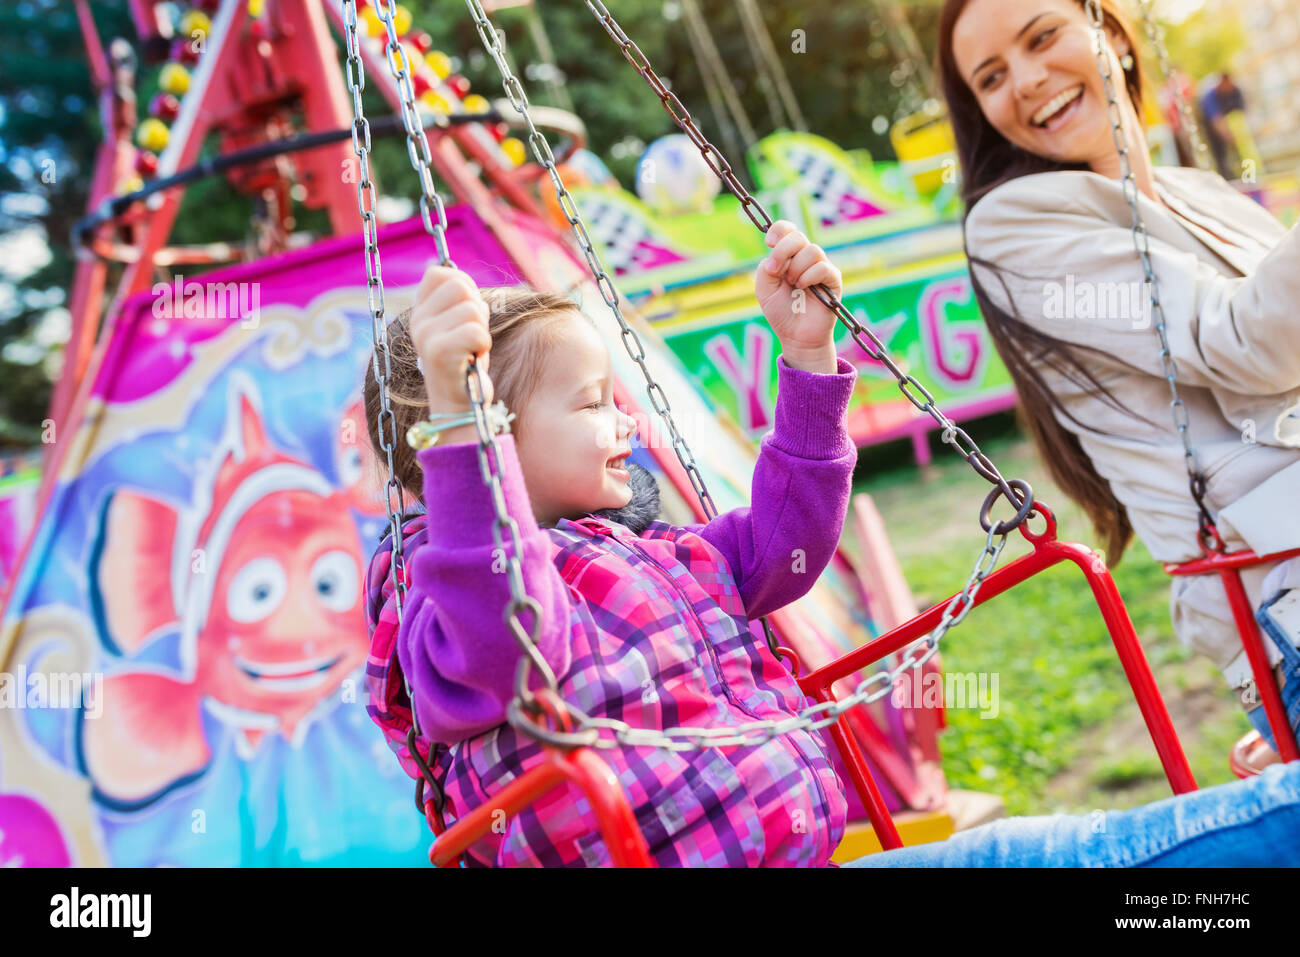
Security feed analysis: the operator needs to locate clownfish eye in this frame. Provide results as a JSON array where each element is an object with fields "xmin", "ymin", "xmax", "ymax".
[
  {"xmin": 310, "ymin": 550, "xmax": 360, "ymax": 613},
  {"xmin": 226, "ymin": 557, "xmax": 287, "ymax": 623}
]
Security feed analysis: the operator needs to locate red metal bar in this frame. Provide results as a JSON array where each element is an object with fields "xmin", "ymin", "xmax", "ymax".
[
  {"xmin": 815, "ymin": 690, "xmax": 904, "ymax": 850},
  {"xmin": 1168, "ymin": 546, "xmax": 1300, "ymax": 575},
  {"xmin": 1166, "ymin": 547, "xmax": 1300, "ymax": 763},
  {"xmin": 428, "ymin": 745, "xmax": 653, "ymax": 868},
  {"xmin": 1055, "ymin": 538, "xmax": 1197, "ymax": 793},
  {"xmin": 844, "ymin": 703, "xmax": 925, "ymax": 809},
  {"xmin": 1219, "ymin": 568, "xmax": 1300, "ymax": 762}
]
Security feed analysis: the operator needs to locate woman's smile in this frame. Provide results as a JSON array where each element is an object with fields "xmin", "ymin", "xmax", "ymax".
[{"xmin": 1031, "ymin": 83, "xmax": 1084, "ymax": 131}]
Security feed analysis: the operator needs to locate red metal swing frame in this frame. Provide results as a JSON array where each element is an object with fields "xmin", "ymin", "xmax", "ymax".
[
  {"xmin": 1166, "ymin": 546, "xmax": 1300, "ymax": 765},
  {"xmin": 423, "ymin": 501, "xmax": 1200, "ymax": 867}
]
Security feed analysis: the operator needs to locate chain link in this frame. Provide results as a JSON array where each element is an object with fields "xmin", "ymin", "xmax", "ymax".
[{"xmin": 1085, "ymin": 0, "xmax": 1217, "ymax": 551}]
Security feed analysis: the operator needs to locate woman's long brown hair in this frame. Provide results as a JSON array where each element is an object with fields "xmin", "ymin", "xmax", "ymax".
[{"xmin": 937, "ymin": 0, "xmax": 1153, "ymax": 564}]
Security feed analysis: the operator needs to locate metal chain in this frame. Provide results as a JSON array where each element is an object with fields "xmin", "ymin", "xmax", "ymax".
[
  {"xmin": 872, "ymin": 0, "xmax": 934, "ymax": 120},
  {"xmin": 461, "ymin": 0, "xmax": 807, "ymax": 664},
  {"xmin": 342, "ymin": 0, "xmax": 411, "ymax": 627},
  {"xmin": 367, "ymin": 0, "xmax": 562, "ymax": 703},
  {"xmin": 579, "ymin": 0, "xmax": 1030, "ymax": 524},
  {"xmin": 343, "ymin": 0, "xmax": 455, "ymax": 828},
  {"xmin": 344, "ymin": 0, "xmax": 556, "ymax": 842},
  {"xmin": 1134, "ymin": 0, "xmax": 1212, "ymax": 172},
  {"xmin": 512, "ymin": 518, "xmax": 1014, "ymax": 751},
  {"xmin": 1085, "ymin": 0, "xmax": 1218, "ymax": 552},
  {"xmin": 348, "ymin": 0, "xmax": 1032, "ymax": 758},
  {"xmin": 451, "ymin": 0, "xmax": 1032, "ymax": 751}
]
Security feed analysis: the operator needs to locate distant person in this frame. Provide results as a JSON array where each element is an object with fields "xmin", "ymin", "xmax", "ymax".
[{"xmin": 1198, "ymin": 72, "xmax": 1246, "ymax": 179}]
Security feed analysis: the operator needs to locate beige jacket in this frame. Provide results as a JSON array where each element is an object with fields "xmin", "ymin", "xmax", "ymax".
[{"xmin": 964, "ymin": 166, "xmax": 1300, "ymax": 690}]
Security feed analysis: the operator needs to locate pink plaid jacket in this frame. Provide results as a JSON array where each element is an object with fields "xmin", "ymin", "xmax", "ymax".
[{"xmin": 364, "ymin": 356, "xmax": 858, "ymax": 866}]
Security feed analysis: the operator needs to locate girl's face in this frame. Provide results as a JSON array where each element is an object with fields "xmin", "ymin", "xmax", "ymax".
[
  {"xmin": 952, "ymin": 0, "xmax": 1135, "ymax": 172},
  {"xmin": 514, "ymin": 313, "xmax": 639, "ymax": 527}
]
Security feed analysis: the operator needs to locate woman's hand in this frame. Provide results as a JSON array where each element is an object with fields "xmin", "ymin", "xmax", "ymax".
[
  {"xmin": 409, "ymin": 264, "xmax": 495, "ymax": 415},
  {"xmin": 755, "ymin": 220, "xmax": 842, "ymax": 372}
]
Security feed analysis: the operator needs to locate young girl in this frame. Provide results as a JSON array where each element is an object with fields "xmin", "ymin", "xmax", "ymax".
[
  {"xmin": 938, "ymin": 0, "xmax": 1300, "ymax": 769},
  {"xmin": 361, "ymin": 218, "xmax": 1300, "ymax": 868},
  {"xmin": 363, "ymin": 221, "xmax": 860, "ymax": 867}
]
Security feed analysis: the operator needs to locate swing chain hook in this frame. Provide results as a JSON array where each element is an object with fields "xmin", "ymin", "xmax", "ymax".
[{"xmin": 979, "ymin": 478, "xmax": 1035, "ymax": 536}]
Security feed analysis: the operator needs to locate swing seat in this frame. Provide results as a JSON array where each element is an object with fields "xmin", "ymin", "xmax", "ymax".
[{"xmin": 418, "ymin": 499, "xmax": 1206, "ymax": 865}]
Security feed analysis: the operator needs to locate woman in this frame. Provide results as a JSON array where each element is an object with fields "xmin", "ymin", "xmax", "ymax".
[
  {"xmin": 938, "ymin": 0, "xmax": 1300, "ymax": 769},
  {"xmin": 842, "ymin": 0, "xmax": 1300, "ymax": 868}
]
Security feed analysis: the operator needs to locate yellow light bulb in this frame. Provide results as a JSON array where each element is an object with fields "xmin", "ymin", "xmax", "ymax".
[
  {"xmin": 421, "ymin": 90, "xmax": 450, "ymax": 114},
  {"xmin": 137, "ymin": 117, "xmax": 170, "ymax": 152},
  {"xmin": 501, "ymin": 137, "xmax": 527, "ymax": 166},
  {"xmin": 159, "ymin": 62, "xmax": 190, "ymax": 96},
  {"xmin": 424, "ymin": 50, "xmax": 452, "ymax": 79},
  {"xmin": 393, "ymin": 5, "xmax": 412, "ymax": 35},
  {"xmin": 361, "ymin": 7, "xmax": 385, "ymax": 38}
]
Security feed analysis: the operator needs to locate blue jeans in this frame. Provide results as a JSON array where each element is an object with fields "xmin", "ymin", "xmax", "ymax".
[
  {"xmin": 841, "ymin": 589, "xmax": 1300, "ymax": 867},
  {"xmin": 841, "ymin": 760, "xmax": 1300, "ymax": 866},
  {"xmin": 1247, "ymin": 588, "xmax": 1300, "ymax": 751}
]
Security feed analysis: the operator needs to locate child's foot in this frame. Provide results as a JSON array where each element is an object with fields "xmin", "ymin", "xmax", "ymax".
[{"xmin": 1230, "ymin": 730, "xmax": 1283, "ymax": 778}]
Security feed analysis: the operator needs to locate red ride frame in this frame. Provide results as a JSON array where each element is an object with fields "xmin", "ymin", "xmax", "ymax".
[
  {"xmin": 427, "ymin": 502, "xmax": 1200, "ymax": 866},
  {"xmin": 1166, "ymin": 546, "xmax": 1300, "ymax": 764}
]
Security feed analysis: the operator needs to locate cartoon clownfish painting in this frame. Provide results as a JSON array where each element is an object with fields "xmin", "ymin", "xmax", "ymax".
[{"xmin": 82, "ymin": 375, "xmax": 369, "ymax": 807}]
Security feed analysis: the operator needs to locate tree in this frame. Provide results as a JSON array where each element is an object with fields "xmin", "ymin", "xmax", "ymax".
[
  {"xmin": 0, "ymin": 0, "xmax": 925, "ymax": 446},
  {"xmin": 0, "ymin": 0, "xmax": 134, "ymax": 447}
]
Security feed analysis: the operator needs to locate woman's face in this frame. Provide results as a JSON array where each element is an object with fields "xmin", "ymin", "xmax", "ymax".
[
  {"xmin": 513, "ymin": 312, "xmax": 639, "ymax": 527},
  {"xmin": 952, "ymin": 0, "xmax": 1135, "ymax": 170}
]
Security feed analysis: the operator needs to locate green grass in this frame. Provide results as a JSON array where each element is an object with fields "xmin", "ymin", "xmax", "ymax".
[{"xmin": 848, "ymin": 414, "xmax": 1254, "ymax": 817}]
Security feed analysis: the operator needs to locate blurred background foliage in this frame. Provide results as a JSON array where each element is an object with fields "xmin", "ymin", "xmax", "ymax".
[{"xmin": 0, "ymin": 0, "xmax": 1246, "ymax": 445}]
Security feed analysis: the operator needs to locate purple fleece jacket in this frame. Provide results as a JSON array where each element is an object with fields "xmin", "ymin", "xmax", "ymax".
[{"xmin": 394, "ymin": 353, "xmax": 859, "ymax": 742}]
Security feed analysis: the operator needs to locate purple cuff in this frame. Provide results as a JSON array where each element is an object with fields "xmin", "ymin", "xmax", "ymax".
[
  {"xmin": 417, "ymin": 433, "xmax": 539, "ymax": 549},
  {"xmin": 768, "ymin": 354, "xmax": 857, "ymax": 459}
]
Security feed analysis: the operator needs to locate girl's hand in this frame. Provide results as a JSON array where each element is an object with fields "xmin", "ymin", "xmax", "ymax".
[
  {"xmin": 409, "ymin": 264, "xmax": 495, "ymax": 414},
  {"xmin": 755, "ymin": 220, "xmax": 842, "ymax": 371}
]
